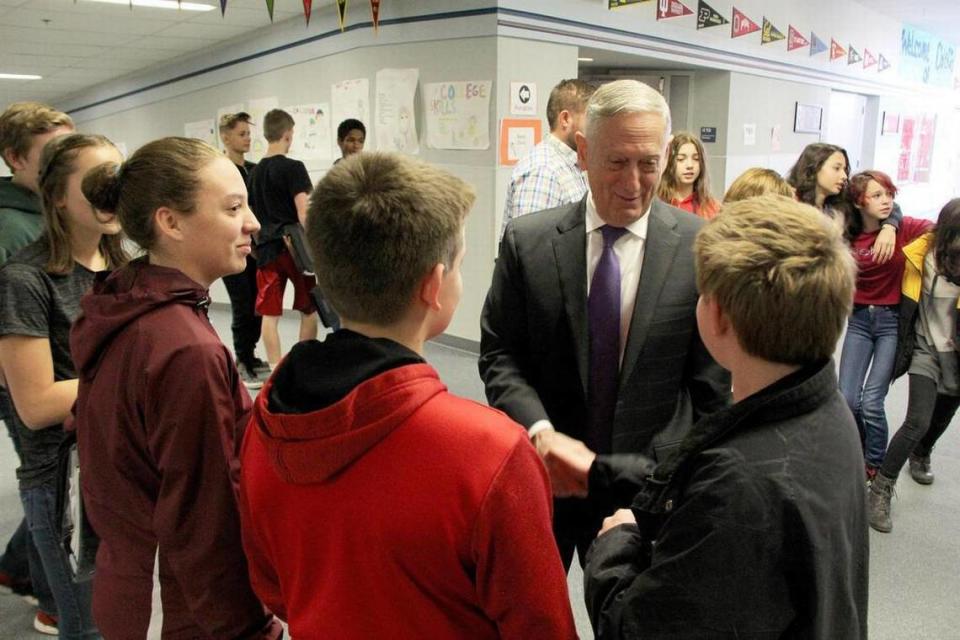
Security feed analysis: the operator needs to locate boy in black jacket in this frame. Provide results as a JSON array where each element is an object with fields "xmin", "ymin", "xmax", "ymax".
[{"xmin": 575, "ymin": 195, "xmax": 869, "ymax": 639}]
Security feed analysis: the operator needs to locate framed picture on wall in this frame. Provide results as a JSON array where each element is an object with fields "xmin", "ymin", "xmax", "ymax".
[
  {"xmin": 882, "ymin": 111, "xmax": 900, "ymax": 135},
  {"xmin": 794, "ymin": 102, "xmax": 823, "ymax": 134}
]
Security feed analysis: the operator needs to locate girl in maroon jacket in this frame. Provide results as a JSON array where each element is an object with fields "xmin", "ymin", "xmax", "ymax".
[
  {"xmin": 70, "ymin": 138, "xmax": 281, "ymax": 639},
  {"xmin": 838, "ymin": 170, "xmax": 932, "ymax": 481}
]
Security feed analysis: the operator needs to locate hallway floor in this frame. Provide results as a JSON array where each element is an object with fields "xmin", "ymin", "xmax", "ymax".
[{"xmin": 2, "ymin": 306, "xmax": 958, "ymax": 639}]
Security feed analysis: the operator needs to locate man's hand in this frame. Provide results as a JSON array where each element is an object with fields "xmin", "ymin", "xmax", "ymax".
[
  {"xmin": 872, "ymin": 225, "xmax": 897, "ymax": 264},
  {"xmin": 533, "ymin": 430, "xmax": 597, "ymax": 498},
  {"xmin": 598, "ymin": 509, "xmax": 637, "ymax": 537}
]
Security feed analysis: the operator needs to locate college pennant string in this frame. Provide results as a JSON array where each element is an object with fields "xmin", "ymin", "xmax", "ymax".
[
  {"xmin": 303, "ymin": 0, "xmax": 312, "ymax": 25},
  {"xmin": 265, "ymin": 0, "xmax": 274, "ymax": 22},
  {"xmin": 336, "ymin": 0, "xmax": 348, "ymax": 31},
  {"xmin": 371, "ymin": 0, "xmax": 381, "ymax": 32},
  {"xmin": 220, "ymin": 0, "xmax": 227, "ymax": 16}
]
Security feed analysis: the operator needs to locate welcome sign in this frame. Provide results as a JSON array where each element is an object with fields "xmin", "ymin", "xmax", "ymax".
[{"xmin": 900, "ymin": 25, "xmax": 957, "ymax": 88}]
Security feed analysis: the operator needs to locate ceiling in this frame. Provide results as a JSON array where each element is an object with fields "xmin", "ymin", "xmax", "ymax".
[
  {"xmin": 865, "ymin": 0, "xmax": 960, "ymax": 45},
  {"xmin": 0, "ymin": 0, "xmax": 311, "ymax": 105}
]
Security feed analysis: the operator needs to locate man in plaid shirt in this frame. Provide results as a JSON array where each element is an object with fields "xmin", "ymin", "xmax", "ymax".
[{"xmin": 500, "ymin": 79, "xmax": 596, "ymax": 240}]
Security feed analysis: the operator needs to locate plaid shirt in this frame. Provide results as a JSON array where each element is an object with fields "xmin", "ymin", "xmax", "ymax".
[{"xmin": 500, "ymin": 134, "xmax": 587, "ymax": 240}]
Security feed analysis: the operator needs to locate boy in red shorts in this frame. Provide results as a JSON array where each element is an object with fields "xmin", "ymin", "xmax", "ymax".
[{"xmin": 247, "ymin": 108, "xmax": 318, "ymax": 366}]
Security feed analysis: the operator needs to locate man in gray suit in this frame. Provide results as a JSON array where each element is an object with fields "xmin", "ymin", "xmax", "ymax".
[{"xmin": 479, "ymin": 79, "xmax": 730, "ymax": 569}]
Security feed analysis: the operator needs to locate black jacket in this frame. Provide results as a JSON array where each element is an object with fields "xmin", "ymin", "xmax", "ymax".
[{"xmin": 584, "ymin": 361, "xmax": 868, "ymax": 639}]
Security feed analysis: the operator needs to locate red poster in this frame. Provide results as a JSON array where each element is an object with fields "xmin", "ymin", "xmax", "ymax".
[
  {"xmin": 913, "ymin": 115, "xmax": 937, "ymax": 183},
  {"xmin": 898, "ymin": 117, "xmax": 915, "ymax": 182},
  {"xmin": 731, "ymin": 7, "xmax": 759, "ymax": 38},
  {"xmin": 787, "ymin": 25, "xmax": 809, "ymax": 51},
  {"xmin": 657, "ymin": 0, "xmax": 693, "ymax": 20},
  {"xmin": 830, "ymin": 39, "xmax": 846, "ymax": 61}
]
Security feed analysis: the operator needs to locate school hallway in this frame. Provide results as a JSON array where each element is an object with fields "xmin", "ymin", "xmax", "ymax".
[{"xmin": 1, "ymin": 305, "xmax": 959, "ymax": 639}]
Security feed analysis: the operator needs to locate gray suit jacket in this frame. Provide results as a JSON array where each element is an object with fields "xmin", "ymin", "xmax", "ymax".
[{"xmin": 479, "ymin": 197, "xmax": 730, "ymax": 462}]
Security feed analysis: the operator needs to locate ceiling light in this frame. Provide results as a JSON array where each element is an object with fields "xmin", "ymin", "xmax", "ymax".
[
  {"xmin": 82, "ymin": 0, "xmax": 216, "ymax": 11},
  {"xmin": 578, "ymin": 57, "xmax": 595, "ymax": 62},
  {"xmin": 0, "ymin": 73, "xmax": 42, "ymax": 80}
]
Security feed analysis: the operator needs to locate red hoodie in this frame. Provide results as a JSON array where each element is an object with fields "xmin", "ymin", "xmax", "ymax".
[
  {"xmin": 70, "ymin": 259, "xmax": 280, "ymax": 640},
  {"xmin": 239, "ymin": 332, "xmax": 578, "ymax": 639}
]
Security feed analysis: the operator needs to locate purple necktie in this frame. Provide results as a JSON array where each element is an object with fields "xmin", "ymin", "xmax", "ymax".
[{"xmin": 587, "ymin": 225, "xmax": 627, "ymax": 454}]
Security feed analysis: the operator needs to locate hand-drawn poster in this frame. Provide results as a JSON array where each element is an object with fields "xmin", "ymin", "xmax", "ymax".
[
  {"xmin": 913, "ymin": 114, "xmax": 937, "ymax": 183},
  {"xmin": 897, "ymin": 116, "xmax": 915, "ymax": 182},
  {"xmin": 216, "ymin": 103, "xmax": 244, "ymax": 150},
  {"xmin": 424, "ymin": 81, "xmax": 492, "ymax": 150},
  {"xmin": 375, "ymin": 68, "xmax": 420, "ymax": 154},
  {"xmin": 247, "ymin": 96, "xmax": 279, "ymax": 161},
  {"xmin": 331, "ymin": 78, "xmax": 371, "ymax": 151},
  {"xmin": 285, "ymin": 103, "xmax": 332, "ymax": 161},
  {"xmin": 184, "ymin": 119, "xmax": 217, "ymax": 148}
]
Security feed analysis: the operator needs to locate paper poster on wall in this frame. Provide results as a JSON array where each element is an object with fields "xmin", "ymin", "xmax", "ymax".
[
  {"xmin": 424, "ymin": 81, "xmax": 492, "ymax": 150},
  {"xmin": 742, "ymin": 123, "xmax": 756, "ymax": 146},
  {"xmin": 332, "ymin": 78, "xmax": 371, "ymax": 152},
  {"xmin": 913, "ymin": 115, "xmax": 937, "ymax": 183},
  {"xmin": 216, "ymin": 103, "xmax": 244, "ymax": 150},
  {"xmin": 184, "ymin": 119, "xmax": 217, "ymax": 148},
  {"xmin": 247, "ymin": 96, "xmax": 279, "ymax": 161},
  {"xmin": 510, "ymin": 82, "xmax": 537, "ymax": 116},
  {"xmin": 375, "ymin": 68, "xmax": 420, "ymax": 154},
  {"xmin": 286, "ymin": 103, "xmax": 332, "ymax": 161},
  {"xmin": 770, "ymin": 125, "xmax": 782, "ymax": 152},
  {"xmin": 897, "ymin": 116, "xmax": 915, "ymax": 182},
  {"xmin": 499, "ymin": 118, "xmax": 542, "ymax": 166}
]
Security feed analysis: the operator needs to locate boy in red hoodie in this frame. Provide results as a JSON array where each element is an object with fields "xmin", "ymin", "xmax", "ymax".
[{"xmin": 238, "ymin": 151, "xmax": 578, "ymax": 639}]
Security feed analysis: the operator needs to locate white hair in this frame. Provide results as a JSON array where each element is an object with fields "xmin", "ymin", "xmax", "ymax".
[{"xmin": 584, "ymin": 79, "xmax": 672, "ymax": 147}]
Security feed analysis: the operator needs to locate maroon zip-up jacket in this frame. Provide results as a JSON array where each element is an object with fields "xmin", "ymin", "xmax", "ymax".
[{"xmin": 70, "ymin": 258, "xmax": 280, "ymax": 639}]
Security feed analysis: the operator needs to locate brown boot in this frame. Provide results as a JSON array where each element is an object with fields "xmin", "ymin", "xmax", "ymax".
[{"xmin": 868, "ymin": 473, "xmax": 895, "ymax": 533}]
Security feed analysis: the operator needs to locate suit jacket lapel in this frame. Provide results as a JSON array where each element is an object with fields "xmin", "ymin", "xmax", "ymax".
[
  {"xmin": 619, "ymin": 201, "xmax": 681, "ymax": 392},
  {"xmin": 552, "ymin": 199, "xmax": 590, "ymax": 396}
]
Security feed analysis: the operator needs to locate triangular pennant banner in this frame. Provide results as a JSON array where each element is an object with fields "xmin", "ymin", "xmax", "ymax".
[
  {"xmin": 336, "ymin": 0, "xmax": 347, "ymax": 31},
  {"xmin": 761, "ymin": 17, "xmax": 785, "ymax": 44},
  {"xmin": 787, "ymin": 25, "xmax": 809, "ymax": 51},
  {"xmin": 302, "ymin": 0, "xmax": 312, "ymax": 25},
  {"xmin": 696, "ymin": 0, "xmax": 728, "ymax": 29},
  {"xmin": 847, "ymin": 46, "xmax": 862, "ymax": 65},
  {"xmin": 609, "ymin": 0, "xmax": 652, "ymax": 8},
  {"xmin": 830, "ymin": 39, "xmax": 846, "ymax": 61},
  {"xmin": 878, "ymin": 53, "xmax": 891, "ymax": 72},
  {"xmin": 731, "ymin": 7, "xmax": 759, "ymax": 38},
  {"xmin": 810, "ymin": 32, "xmax": 827, "ymax": 56},
  {"xmin": 370, "ymin": 0, "xmax": 381, "ymax": 32},
  {"xmin": 220, "ymin": 0, "xmax": 227, "ymax": 16},
  {"xmin": 863, "ymin": 48, "xmax": 877, "ymax": 69},
  {"xmin": 265, "ymin": 0, "xmax": 274, "ymax": 22},
  {"xmin": 657, "ymin": 0, "xmax": 693, "ymax": 20}
]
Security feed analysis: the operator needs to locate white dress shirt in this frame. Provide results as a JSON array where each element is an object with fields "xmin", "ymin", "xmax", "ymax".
[{"xmin": 528, "ymin": 190, "xmax": 651, "ymax": 438}]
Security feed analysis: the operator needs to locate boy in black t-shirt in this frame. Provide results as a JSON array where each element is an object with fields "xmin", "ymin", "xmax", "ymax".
[
  {"xmin": 248, "ymin": 109, "xmax": 318, "ymax": 368},
  {"xmin": 218, "ymin": 112, "xmax": 267, "ymax": 387}
]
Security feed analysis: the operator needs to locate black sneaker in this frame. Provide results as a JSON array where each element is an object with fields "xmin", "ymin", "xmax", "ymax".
[
  {"xmin": 908, "ymin": 454, "xmax": 934, "ymax": 485},
  {"xmin": 251, "ymin": 356, "xmax": 271, "ymax": 374},
  {"xmin": 237, "ymin": 361, "xmax": 267, "ymax": 390}
]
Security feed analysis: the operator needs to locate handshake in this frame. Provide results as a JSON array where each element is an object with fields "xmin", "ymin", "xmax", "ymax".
[{"xmin": 531, "ymin": 429, "xmax": 640, "ymax": 536}]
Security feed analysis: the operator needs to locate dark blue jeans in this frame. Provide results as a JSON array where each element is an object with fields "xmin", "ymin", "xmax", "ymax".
[
  {"xmin": 838, "ymin": 304, "xmax": 899, "ymax": 468},
  {"xmin": 20, "ymin": 483, "xmax": 99, "ymax": 639}
]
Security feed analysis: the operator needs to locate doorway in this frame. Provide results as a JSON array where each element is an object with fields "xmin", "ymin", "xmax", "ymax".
[{"xmin": 826, "ymin": 91, "xmax": 868, "ymax": 172}]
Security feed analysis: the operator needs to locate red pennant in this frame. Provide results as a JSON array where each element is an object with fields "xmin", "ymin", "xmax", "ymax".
[
  {"xmin": 370, "ymin": 0, "xmax": 380, "ymax": 32},
  {"xmin": 657, "ymin": 0, "xmax": 693, "ymax": 20},
  {"xmin": 731, "ymin": 7, "xmax": 759, "ymax": 38},
  {"xmin": 302, "ymin": 0, "xmax": 312, "ymax": 25},
  {"xmin": 830, "ymin": 39, "xmax": 846, "ymax": 61},
  {"xmin": 863, "ymin": 48, "xmax": 877, "ymax": 69},
  {"xmin": 787, "ymin": 25, "xmax": 808, "ymax": 51}
]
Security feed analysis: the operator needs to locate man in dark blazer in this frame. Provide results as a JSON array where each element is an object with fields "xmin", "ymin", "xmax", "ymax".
[{"xmin": 479, "ymin": 79, "xmax": 730, "ymax": 568}]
